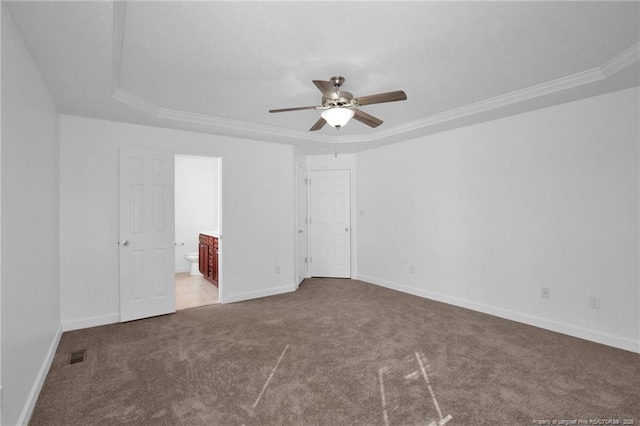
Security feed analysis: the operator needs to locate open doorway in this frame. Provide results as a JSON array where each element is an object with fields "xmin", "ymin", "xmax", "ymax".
[{"xmin": 174, "ymin": 154, "xmax": 221, "ymax": 310}]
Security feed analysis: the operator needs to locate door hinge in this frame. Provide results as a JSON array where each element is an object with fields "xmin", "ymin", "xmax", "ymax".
[
  {"xmin": 309, "ymin": 257, "xmax": 312, "ymax": 263},
  {"xmin": 304, "ymin": 257, "xmax": 308, "ymax": 264},
  {"xmin": 306, "ymin": 178, "xmax": 310, "ymax": 185}
]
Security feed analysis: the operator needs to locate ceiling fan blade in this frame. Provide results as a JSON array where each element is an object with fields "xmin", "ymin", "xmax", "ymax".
[
  {"xmin": 353, "ymin": 109, "xmax": 383, "ymax": 128},
  {"xmin": 313, "ymin": 80, "xmax": 336, "ymax": 97},
  {"xmin": 355, "ymin": 90, "xmax": 407, "ymax": 106},
  {"xmin": 309, "ymin": 117, "xmax": 327, "ymax": 131},
  {"xmin": 269, "ymin": 106, "xmax": 319, "ymax": 113}
]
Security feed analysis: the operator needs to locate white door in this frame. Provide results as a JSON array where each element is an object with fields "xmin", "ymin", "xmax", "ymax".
[
  {"xmin": 119, "ymin": 147, "xmax": 176, "ymax": 322},
  {"xmin": 309, "ymin": 169, "xmax": 351, "ymax": 278},
  {"xmin": 296, "ymin": 164, "xmax": 308, "ymax": 285}
]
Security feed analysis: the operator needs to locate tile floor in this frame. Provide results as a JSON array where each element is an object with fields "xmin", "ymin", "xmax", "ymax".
[{"xmin": 175, "ymin": 272, "xmax": 219, "ymax": 310}]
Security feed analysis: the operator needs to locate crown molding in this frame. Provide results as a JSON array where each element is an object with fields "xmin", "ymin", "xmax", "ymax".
[
  {"xmin": 601, "ymin": 42, "xmax": 640, "ymax": 78},
  {"xmin": 113, "ymin": 88, "xmax": 158, "ymax": 116},
  {"xmin": 316, "ymin": 62, "xmax": 616, "ymax": 144},
  {"xmin": 110, "ymin": 2, "xmax": 639, "ymax": 146},
  {"xmin": 157, "ymin": 108, "xmax": 327, "ymax": 143},
  {"xmin": 110, "ymin": 0, "xmax": 126, "ymax": 94},
  {"xmin": 368, "ymin": 67, "xmax": 606, "ymax": 142}
]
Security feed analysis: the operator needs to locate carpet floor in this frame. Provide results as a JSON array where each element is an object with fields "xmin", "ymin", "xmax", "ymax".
[{"xmin": 30, "ymin": 278, "xmax": 639, "ymax": 425}]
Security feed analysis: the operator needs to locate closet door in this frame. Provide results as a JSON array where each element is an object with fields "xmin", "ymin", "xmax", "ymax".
[{"xmin": 308, "ymin": 169, "xmax": 351, "ymax": 278}]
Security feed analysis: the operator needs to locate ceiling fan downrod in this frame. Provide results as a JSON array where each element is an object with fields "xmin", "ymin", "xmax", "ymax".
[{"xmin": 330, "ymin": 76, "xmax": 345, "ymax": 90}]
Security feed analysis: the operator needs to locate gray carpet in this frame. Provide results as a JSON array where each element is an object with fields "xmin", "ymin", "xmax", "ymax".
[{"xmin": 30, "ymin": 279, "xmax": 639, "ymax": 425}]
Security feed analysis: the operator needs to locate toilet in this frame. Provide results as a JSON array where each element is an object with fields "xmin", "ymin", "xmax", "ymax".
[{"xmin": 183, "ymin": 253, "xmax": 201, "ymax": 276}]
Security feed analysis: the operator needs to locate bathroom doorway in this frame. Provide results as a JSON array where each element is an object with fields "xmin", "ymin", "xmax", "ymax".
[{"xmin": 174, "ymin": 154, "xmax": 222, "ymax": 310}]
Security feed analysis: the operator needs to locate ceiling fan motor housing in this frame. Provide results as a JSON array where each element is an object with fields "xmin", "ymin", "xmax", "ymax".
[{"xmin": 322, "ymin": 91, "xmax": 354, "ymax": 107}]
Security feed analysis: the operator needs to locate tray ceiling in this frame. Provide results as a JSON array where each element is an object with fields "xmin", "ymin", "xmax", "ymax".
[{"xmin": 6, "ymin": 1, "xmax": 639, "ymax": 154}]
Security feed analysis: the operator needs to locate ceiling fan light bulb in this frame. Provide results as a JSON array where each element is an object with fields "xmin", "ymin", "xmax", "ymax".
[{"xmin": 321, "ymin": 108, "xmax": 354, "ymax": 128}]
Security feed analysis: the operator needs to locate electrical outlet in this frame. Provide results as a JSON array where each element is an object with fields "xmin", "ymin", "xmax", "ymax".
[
  {"xmin": 541, "ymin": 287, "xmax": 550, "ymax": 299},
  {"xmin": 409, "ymin": 265, "xmax": 415, "ymax": 274},
  {"xmin": 275, "ymin": 265, "xmax": 281, "ymax": 274},
  {"xmin": 589, "ymin": 295, "xmax": 600, "ymax": 310}
]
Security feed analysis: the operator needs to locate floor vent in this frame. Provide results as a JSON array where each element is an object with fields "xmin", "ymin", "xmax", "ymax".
[{"xmin": 69, "ymin": 350, "xmax": 87, "ymax": 365}]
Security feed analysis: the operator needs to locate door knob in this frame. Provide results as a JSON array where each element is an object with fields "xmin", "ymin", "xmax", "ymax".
[
  {"xmin": 298, "ymin": 230, "xmax": 304, "ymax": 234},
  {"xmin": 345, "ymin": 227, "xmax": 350, "ymax": 232},
  {"xmin": 120, "ymin": 240, "xmax": 129, "ymax": 247}
]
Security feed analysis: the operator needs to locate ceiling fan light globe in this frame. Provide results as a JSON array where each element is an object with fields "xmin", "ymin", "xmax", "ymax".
[{"xmin": 321, "ymin": 108, "xmax": 354, "ymax": 128}]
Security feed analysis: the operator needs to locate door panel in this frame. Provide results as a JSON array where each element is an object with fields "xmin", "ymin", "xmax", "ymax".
[
  {"xmin": 309, "ymin": 169, "xmax": 351, "ymax": 278},
  {"xmin": 119, "ymin": 147, "xmax": 176, "ymax": 322}
]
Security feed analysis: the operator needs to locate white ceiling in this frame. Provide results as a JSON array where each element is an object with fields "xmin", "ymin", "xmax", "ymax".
[{"xmin": 6, "ymin": 1, "xmax": 640, "ymax": 154}]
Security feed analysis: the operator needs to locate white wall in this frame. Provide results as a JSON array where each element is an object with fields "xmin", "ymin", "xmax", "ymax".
[
  {"xmin": 356, "ymin": 87, "xmax": 640, "ymax": 353},
  {"xmin": 175, "ymin": 155, "xmax": 219, "ymax": 272},
  {"xmin": 1, "ymin": 6, "xmax": 61, "ymax": 424},
  {"xmin": 59, "ymin": 115, "xmax": 295, "ymax": 329},
  {"xmin": 0, "ymin": 3, "xmax": 4, "ymax": 421}
]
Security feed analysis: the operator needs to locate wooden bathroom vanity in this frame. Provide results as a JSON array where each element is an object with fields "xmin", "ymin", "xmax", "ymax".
[{"xmin": 198, "ymin": 233, "xmax": 219, "ymax": 287}]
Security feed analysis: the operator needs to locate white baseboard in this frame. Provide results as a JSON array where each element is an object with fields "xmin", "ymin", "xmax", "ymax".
[
  {"xmin": 357, "ymin": 274, "xmax": 640, "ymax": 354},
  {"xmin": 222, "ymin": 284, "xmax": 296, "ymax": 304},
  {"xmin": 17, "ymin": 323, "xmax": 63, "ymax": 425},
  {"xmin": 61, "ymin": 312, "xmax": 120, "ymax": 332},
  {"xmin": 175, "ymin": 266, "xmax": 190, "ymax": 274}
]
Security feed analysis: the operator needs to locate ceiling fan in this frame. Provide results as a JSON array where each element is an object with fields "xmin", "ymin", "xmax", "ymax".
[{"xmin": 269, "ymin": 76, "xmax": 407, "ymax": 131}]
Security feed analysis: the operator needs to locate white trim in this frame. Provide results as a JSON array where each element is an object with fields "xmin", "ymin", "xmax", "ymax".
[
  {"xmin": 17, "ymin": 323, "xmax": 63, "ymax": 426},
  {"xmin": 223, "ymin": 284, "xmax": 295, "ymax": 304},
  {"xmin": 357, "ymin": 274, "xmax": 640, "ymax": 354},
  {"xmin": 112, "ymin": 60, "xmax": 613, "ymax": 146},
  {"xmin": 61, "ymin": 313, "xmax": 120, "ymax": 332},
  {"xmin": 340, "ymin": 65, "xmax": 607, "ymax": 144},
  {"xmin": 601, "ymin": 42, "xmax": 640, "ymax": 77},
  {"xmin": 110, "ymin": 0, "xmax": 126, "ymax": 94},
  {"xmin": 112, "ymin": 88, "xmax": 158, "ymax": 116},
  {"xmin": 393, "ymin": 68, "xmax": 604, "ymax": 133},
  {"xmin": 109, "ymin": 3, "xmax": 639, "ymax": 148},
  {"xmin": 171, "ymin": 151, "xmax": 224, "ymax": 305},
  {"xmin": 295, "ymin": 162, "xmax": 308, "ymax": 287},
  {"xmin": 157, "ymin": 108, "xmax": 326, "ymax": 143}
]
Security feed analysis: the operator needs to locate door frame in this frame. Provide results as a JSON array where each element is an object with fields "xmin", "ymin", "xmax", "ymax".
[
  {"xmin": 307, "ymin": 167, "xmax": 354, "ymax": 278},
  {"xmin": 119, "ymin": 147, "xmax": 225, "ymax": 323},
  {"xmin": 173, "ymin": 151, "xmax": 225, "ymax": 303},
  {"xmin": 296, "ymin": 162, "xmax": 308, "ymax": 287}
]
